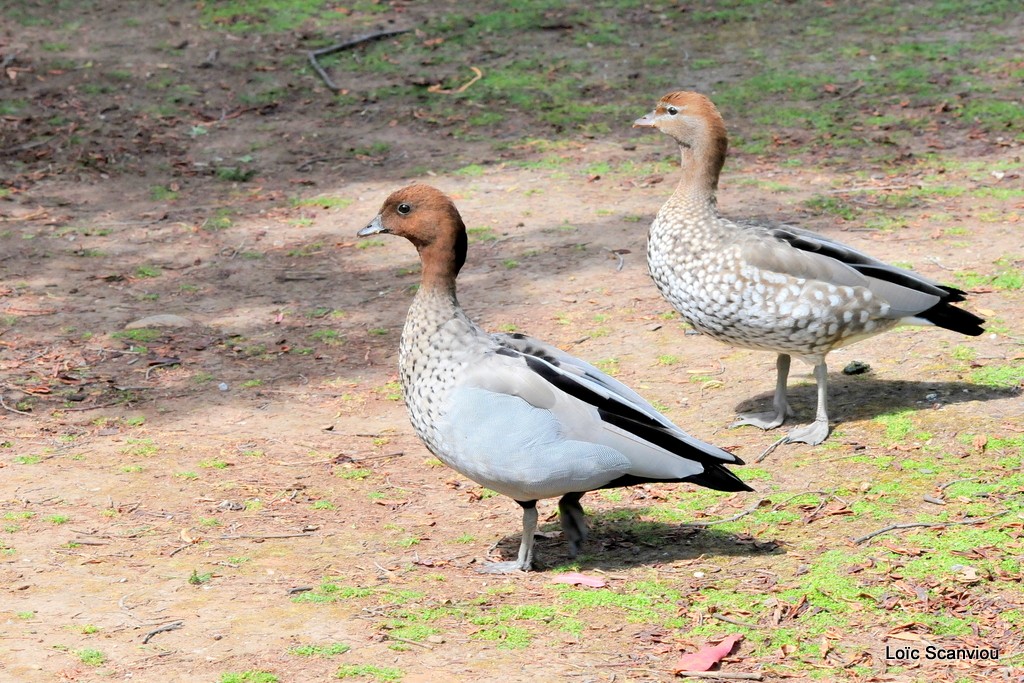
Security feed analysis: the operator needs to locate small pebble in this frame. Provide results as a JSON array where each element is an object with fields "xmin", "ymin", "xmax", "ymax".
[{"xmin": 218, "ymin": 382, "xmax": 229, "ymax": 391}]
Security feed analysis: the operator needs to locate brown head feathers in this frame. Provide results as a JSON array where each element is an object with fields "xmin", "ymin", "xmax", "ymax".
[
  {"xmin": 637, "ymin": 91, "xmax": 729, "ymax": 192},
  {"xmin": 360, "ymin": 184, "xmax": 469, "ymax": 286}
]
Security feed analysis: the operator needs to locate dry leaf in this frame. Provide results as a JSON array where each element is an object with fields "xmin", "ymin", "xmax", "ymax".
[
  {"xmin": 549, "ymin": 572, "xmax": 607, "ymax": 588},
  {"xmin": 673, "ymin": 633, "xmax": 742, "ymax": 673}
]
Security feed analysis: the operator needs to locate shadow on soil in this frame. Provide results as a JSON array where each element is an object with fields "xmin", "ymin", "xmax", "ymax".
[
  {"xmin": 489, "ymin": 513, "xmax": 782, "ymax": 572},
  {"xmin": 734, "ymin": 376, "xmax": 1016, "ymax": 425}
]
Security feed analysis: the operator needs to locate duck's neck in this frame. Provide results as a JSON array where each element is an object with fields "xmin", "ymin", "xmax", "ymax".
[{"xmin": 672, "ymin": 143, "xmax": 721, "ymax": 209}]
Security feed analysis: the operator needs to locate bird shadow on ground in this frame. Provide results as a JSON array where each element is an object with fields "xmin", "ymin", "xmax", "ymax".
[
  {"xmin": 489, "ymin": 514, "xmax": 783, "ymax": 572},
  {"xmin": 733, "ymin": 376, "xmax": 1015, "ymax": 425}
]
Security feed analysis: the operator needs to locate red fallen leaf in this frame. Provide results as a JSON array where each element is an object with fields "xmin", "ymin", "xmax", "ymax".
[
  {"xmin": 673, "ymin": 634, "xmax": 743, "ymax": 673},
  {"xmin": 550, "ymin": 572, "xmax": 606, "ymax": 588}
]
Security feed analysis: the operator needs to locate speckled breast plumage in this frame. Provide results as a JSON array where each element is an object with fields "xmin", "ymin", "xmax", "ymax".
[
  {"xmin": 398, "ymin": 290, "xmax": 483, "ymax": 458},
  {"xmin": 647, "ymin": 199, "xmax": 897, "ymax": 362}
]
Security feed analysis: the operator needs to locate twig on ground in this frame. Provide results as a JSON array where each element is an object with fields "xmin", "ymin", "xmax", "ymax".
[
  {"xmin": 674, "ymin": 673, "xmax": 764, "ymax": 681},
  {"xmin": 939, "ymin": 477, "xmax": 977, "ymax": 491},
  {"xmin": 384, "ymin": 634, "xmax": 434, "ymax": 650},
  {"xmin": 710, "ymin": 613, "xmax": 758, "ymax": 628},
  {"xmin": 853, "ymin": 510, "xmax": 1010, "ymax": 545},
  {"xmin": 296, "ymin": 155, "xmax": 346, "ymax": 172},
  {"xmin": 168, "ymin": 543, "xmax": 193, "ymax": 557},
  {"xmin": 308, "ymin": 29, "xmax": 411, "ymax": 91},
  {"xmin": 825, "ymin": 183, "xmax": 909, "ymax": 194},
  {"xmin": 836, "ymin": 82, "xmax": 865, "ymax": 100},
  {"xmin": 0, "ymin": 395, "xmax": 33, "ymax": 416},
  {"xmin": 685, "ymin": 498, "xmax": 768, "ymax": 527},
  {"xmin": 287, "ymin": 586, "xmax": 314, "ymax": 595},
  {"xmin": 142, "ymin": 620, "xmax": 183, "ymax": 644},
  {"xmin": 755, "ymin": 436, "xmax": 788, "ymax": 463},
  {"xmin": 428, "ymin": 66, "xmax": 483, "ymax": 94},
  {"xmin": 217, "ymin": 532, "xmax": 321, "ymax": 540},
  {"xmin": 60, "ymin": 400, "xmax": 127, "ymax": 412}
]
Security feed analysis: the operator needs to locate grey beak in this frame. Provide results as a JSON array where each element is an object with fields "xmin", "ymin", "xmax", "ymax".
[
  {"xmin": 358, "ymin": 214, "xmax": 387, "ymax": 237},
  {"xmin": 632, "ymin": 112, "xmax": 656, "ymax": 128}
]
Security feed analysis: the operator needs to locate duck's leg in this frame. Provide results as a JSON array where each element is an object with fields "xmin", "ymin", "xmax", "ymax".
[
  {"xmin": 479, "ymin": 500, "xmax": 538, "ymax": 574},
  {"xmin": 784, "ymin": 362, "xmax": 831, "ymax": 445},
  {"xmin": 558, "ymin": 492, "xmax": 588, "ymax": 559},
  {"xmin": 732, "ymin": 353, "xmax": 794, "ymax": 430}
]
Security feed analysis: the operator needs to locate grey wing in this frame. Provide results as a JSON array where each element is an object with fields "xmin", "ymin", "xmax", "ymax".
[
  {"xmin": 492, "ymin": 332, "xmax": 674, "ymax": 430},
  {"xmin": 438, "ymin": 385, "xmax": 631, "ymax": 501},
  {"xmin": 735, "ymin": 219, "xmax": 946, "ymax": 317}
]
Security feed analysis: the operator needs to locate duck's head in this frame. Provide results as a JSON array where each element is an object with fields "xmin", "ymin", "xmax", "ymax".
[
  {"xmin": 634, "ymin": 91, "xmax": 728, "ymax": 185},
  {"xmin": 359, "ymin": 184, "xmax": 468, "ymax": 281}
]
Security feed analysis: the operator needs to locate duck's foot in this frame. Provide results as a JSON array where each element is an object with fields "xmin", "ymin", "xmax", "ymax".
[
  {"xmin": 784, "ymin": 419, "xmax": 830, "ymax": 446},
  {"xmin": 731, "ymin": 409, "xmax": 790, "ymax": 431}
]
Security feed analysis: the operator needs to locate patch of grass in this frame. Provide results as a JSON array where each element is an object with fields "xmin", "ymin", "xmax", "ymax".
[
  {"xmin": 287, "ymin": 241, "xmax": 325, "ymax": 257},
  {"xmin": 289, "ymin": 642, "xmax": 351, "ymax": 657},
  {"xmin": 46, "ymin": 514, "xmax": 70, "ymax": 525},
  {"xmin": 874, "ymin": 409, "xmax": 915, "ymax": 442},
  {"xmin": 189, "ymin": 569, "xmax": 213, "ymax": 585},
  {"xmin": 219, "ymin": 672, "xmax": 279, "ymax": 683},
  {"xmin": 311, "ymin": 329, "xmax": 344, "ymax": 346},
  {"xmin": 293, "ymin": 580, "xmax": 374, "ymax": 604},
  {"xmin": 467, "ymin": 226, "xmax": 498, "ymax": 242},
  {"xmin": 470, "ymin": 624, "xmax": 532, "ymax": 649},
  {"xmin": 970, "ymin": 363, "xmax": 1024, "ymax": 389},
  {"xmin": 335, "ymin": 664, "xmax": 403, "ymax": 681},
  {"xmin": 803, "ymin": 196, "xmax": 859, "ymax": 220},
  {"xmin": 291, "ymin": 195, "xmax": 353, "ymax": 209},
  {"xmin": 215, "ymin": 166, "xmax": 257, "ymax": 182},
  {"xmin": 76, "ymin": 648, "xmax": 105, "ymax": 666},
  {"xmin": 134, "ymin": 265, "xmax": 162, "ymax": 278},
  {"xmin": 122, "ymin": 438, "xmax": 158, "ymax": 457},
  {"xmin": 338, "ymin": 467, "xmax": 372, "ymax": 480},
  {"xmin": 956, "ymin": 268, "xmax": 1023, "ymax": 291},
  {"xmin": 311, "ymin": 500, "xmax": 335, "ymax": 510},
  {"xmin": 150, "ymin": 185, "xmax": 179, "ymax": 201},
  {"xmin": 112, "ymin": 328, "xmax": 162, "ymax": 343},
  {"xmin": 14, "ymin": 455, "xmax": 41, "ymax": 465},
  {"xmin": 376, "ymin": 380, "xmax": 402, "ymax": 401},
  {"xmin": 199, "ymin": 459, "xmax": 229, "ymax": 469}
]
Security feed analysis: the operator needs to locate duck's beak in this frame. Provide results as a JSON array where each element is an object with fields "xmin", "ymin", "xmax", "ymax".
[
  {"xmin": 358, "ymin": 214, "xmax": 387, "ymax": 237},
  {"xmin": 632, "ymin": 112, "xmax": 656, "ymax": 128}
]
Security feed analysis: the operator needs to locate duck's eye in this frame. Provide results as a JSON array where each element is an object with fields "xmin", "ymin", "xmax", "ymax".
[
  {"xmin": 666, "ymin": 106, "xmax": 679, "ymax": 116},
  {"xmin": 397, "ymin": 203, "xmax": 412, "ymax": 215}
]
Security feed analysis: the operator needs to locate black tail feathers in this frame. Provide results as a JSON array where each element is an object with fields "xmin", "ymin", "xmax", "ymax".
[{"xmin": 921, "ymin": 291, "xmax": 985, "ymax": 336}]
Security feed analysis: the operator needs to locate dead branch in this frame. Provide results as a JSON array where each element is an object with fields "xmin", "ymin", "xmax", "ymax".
[
  {"xmin": 142, "ymin": 620, "xmax": 183, "ymax": 644},
  {"xmin": 0, "ymin": 395, "xmax": 34, "ymax": 416},
  {"xmin": 852, "ymin": 510, "xmax": 1010, "ymax": 545},
  {"xmin": 754, "ymin": 435, "xmax": 788, "ymax": 463},
  {"xmin": 685, "ymin": 498, "xmax": 767, "ymax": 527},
  {"xmin": 216, "ymin": 532, "xmax": 322, "ymax": 540},
  {"xmin": 384, "ymin": 634, "xmax": 434, "ymax": 650},
  {"xmin": 308, "ymin": 29, "xmax": 411, "ymax": 92},
  {"xmin": 427, "ymin": 66, "xmax": 483, "ymax": 94},
  {"xmin": 674, "ymin": 673, "xmax": 764, "ymax": 681},
  {"xmin": 710, "ymin": 613, "xmax": 757, "ymax": 628}
]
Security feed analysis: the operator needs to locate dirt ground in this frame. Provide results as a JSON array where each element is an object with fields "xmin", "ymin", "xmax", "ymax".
[{"xmin": 2, "ymin": 2, "xmax": 1022, "ymax": 682}]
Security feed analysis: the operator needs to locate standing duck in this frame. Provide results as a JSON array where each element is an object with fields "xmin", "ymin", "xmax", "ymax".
[
  {"xmin": 358, "ymin": 184, "xmax": 751, "ymax": 573},
  {"xmin": 634, "ymin": 91, "xmax": 985, "ymax": 446}
]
